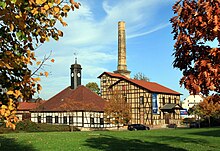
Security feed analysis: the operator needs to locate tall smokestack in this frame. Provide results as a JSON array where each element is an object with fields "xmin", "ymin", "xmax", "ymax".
[{"xmin": 114, "ymin": 21, "xmax": 131, "ymax": 78}]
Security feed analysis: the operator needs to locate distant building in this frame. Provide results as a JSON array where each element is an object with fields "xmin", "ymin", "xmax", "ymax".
[
  {"xmin": 17, "ymin": 101, "xmax": 44, "ymax": 120},
  {"xmin": 181, "ymin": 94, "xmax": 204, "ymax": 118},
  {"xmin": 30, "ymin": 59, "xmax": 111, "ymax": 129},
  {"xmin": 98, "ymin": 21, "xmax": 183, "ymax": 126}
]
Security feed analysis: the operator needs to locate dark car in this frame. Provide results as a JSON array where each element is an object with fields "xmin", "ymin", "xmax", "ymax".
[{"xmin": 128, "ymin": 124, "xmax": 150, "ymax": 131}]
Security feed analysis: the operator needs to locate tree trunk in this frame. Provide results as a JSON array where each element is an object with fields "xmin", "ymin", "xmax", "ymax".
[
  {"xmin": 117, "ymin": 124, "xmax": 120, "ymax": 130},
  {"xmin": 208, "ymin": 116, "xmax": 211, "ymax": 127}
]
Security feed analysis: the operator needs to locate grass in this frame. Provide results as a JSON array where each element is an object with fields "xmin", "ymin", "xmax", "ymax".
[{"xmin": 0, "ymin": 127, "xmax": 220, "ymax": 151}]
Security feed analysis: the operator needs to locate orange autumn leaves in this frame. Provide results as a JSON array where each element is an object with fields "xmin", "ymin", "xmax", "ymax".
[
  {"xmin": 171, "ymin": 0, "xmax": 220, "ymax": 95},
  {"xmin": 0, "ymin": 0, "xmax": 79, "ymax": 129}
]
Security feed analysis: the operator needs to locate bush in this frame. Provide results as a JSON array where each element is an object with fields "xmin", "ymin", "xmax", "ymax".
[
  {"xmin": 15, "ymin": 120, "xmax": 80, "ymax": 132},
  {"xmin": 1, "ymin": 120, "xmax": 80, "ymax": 133},
  {"xmin": 16, "ymin": 119, "xmax": 39, "ymax": 132},
  {"xmin": 36, "ymin": 123, "xmax": 80, "ymax": 132}
]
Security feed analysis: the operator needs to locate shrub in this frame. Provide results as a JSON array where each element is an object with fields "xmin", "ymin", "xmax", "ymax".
[
  {"xmin": 1, "ymin": 120, "xmax": 80, "ymax": 133},
  {"xmin": 36, "ymin": 123, "xmax": 80, "ymax": 132},
  {"xmin": 16, "ymin": 119, "xmax": 39, "ymax": 132}
]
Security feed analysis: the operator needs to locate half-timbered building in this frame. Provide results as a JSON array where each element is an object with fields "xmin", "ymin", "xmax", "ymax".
[
  {"xmin": 98, "ymin": 72, "xmax": 182, "ymax": 126},
  {"xmin": 98, "ymin": 21, "xmax": 183, "ymax": 127},
  {"xmin": 30, "ymin": 59, "xmax": 111, "ymax": 129}
]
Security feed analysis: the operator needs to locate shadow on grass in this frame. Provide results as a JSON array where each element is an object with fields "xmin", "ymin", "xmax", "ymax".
[
  {"xmin": 84, "ymin": 134, "xmax": 187, "ymax": 151},
  {"xmin": 151, "ymin": 135, "xmax": 207, "ymax": 144},
  {"xmin": 189, "ymin": 128, "xmax": 220, "ymax": 137},
  {"xmin": 0, "ymin": 136, "xmax": 36, "ymax": 151}
]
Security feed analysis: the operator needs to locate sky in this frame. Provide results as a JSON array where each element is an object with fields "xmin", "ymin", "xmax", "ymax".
[{"xmin": 34, "ymin": 0, "xmax": 190, "ymax": 101}]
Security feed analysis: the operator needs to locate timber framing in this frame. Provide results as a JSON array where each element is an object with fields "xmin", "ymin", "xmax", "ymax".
[{"xmin": 98, "ymin": 72, "xmax": 182, "ymax": 126}]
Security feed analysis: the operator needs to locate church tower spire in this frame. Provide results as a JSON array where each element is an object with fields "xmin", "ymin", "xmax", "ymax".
[
  {"xmin": 70, "ymin": 57, "xmax": 82, "ymax": 89},
  {"xmin": 114, "ymin": 21, "xmax": 131, "ymax": 78}
]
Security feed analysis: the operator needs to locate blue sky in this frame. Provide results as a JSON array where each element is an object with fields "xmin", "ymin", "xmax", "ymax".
[{"xmin": 34, "ymin": 0, "xmax": 190, "ymax": 100}]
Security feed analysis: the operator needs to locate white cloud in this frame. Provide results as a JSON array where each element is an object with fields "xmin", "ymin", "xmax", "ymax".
[{"xmin": 35, "ymin": 0, "xmax": 175, "ymax": 99}]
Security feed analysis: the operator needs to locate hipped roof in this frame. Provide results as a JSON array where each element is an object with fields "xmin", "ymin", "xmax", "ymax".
[
  {"xmin": 32, "ymin": 85, "xmax": 106, "ymax": 112},
  {"xmin": 98, "ymin": 72, "xmax": 181, "ymax": 95},
  {"xmin": 18, "ymin": 102, "xmax": 45, "ymax": 111}
]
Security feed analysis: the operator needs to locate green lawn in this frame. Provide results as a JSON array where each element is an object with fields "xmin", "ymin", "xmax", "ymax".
[{"xmin": 0, "ymin": 127, "xmax": 220, "ymax": 151}]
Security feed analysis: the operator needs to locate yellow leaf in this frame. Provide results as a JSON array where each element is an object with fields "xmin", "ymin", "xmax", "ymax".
[
  {"xmin": 4, "ymin": 110, "xmax": 10, "ymax": 117},
  {"xmin": 1, "ymin": 105, "xmax": 7, "ymax": 109},
  {"xmin": 48, "ymin": 3, "xmax": 53, "ymax": 7},
  {"xmin": 31, "ymin": 8, "xmax": 38, "ymax": 15},
  {"xmin": 44, "ymin": 71, "xmax": 49, "ymax": 77},
  {"xmin": 14, "ymin": 90, "xmax": 22, "ymax": 99},
  {"xmin": 5, "ymin": 63, "xmax": 13, "ymax": 69},
  {"xmin": 54, "ymin": 6, "xmax": 60, "ymax": 13},
  {"xmin": 44, "ymin": 4, "xmax": 50, "ymax": 10},
  {"xmin": 11, "ymin": 124, "xmax": 16, "ymax": 130},
  {"xmin": 33, "ymin": 77, "xmax": 41, "ymax": 82},
  {"xmin": 55, "ymin": 0, "xmax": 61, "ymax": 4},
  {"xmin": 61, "ymin": 21, "xmax": 67, "ymax": 27},
  {"xmin": 36, "ymin": 0, "xmax": 46, "ymax": 5},
  {"xmin": 1, "ymin": 108, "xmax": 6, "ymax": 115},
  {"xmin": 57, "ymin": 30, "xmax": 63, "ymax": 37},
  {"xmin": 62, "ymin": 5, "xmax": 70, "ymax": 13},
  {"xmin": 8, "ymin": 105, "xmax": 15, "ymax": 111},
  {"xmin": 10, "ymin": 24, "xmax": 14, "ymax": 32},
  {"xmin": 7, "ymin": 90, "xmax": 14, "ymax": 95},
  {"xmin": 15, "ymin": 15, "xmax": 20, "ymax": 18},
  {"xmin": 45, "ymin": 36, "xmax": 49, "ymax": 42},
  {"xmin": 36, "ymin": 61, "xmax": 41, "ymax": 65}
]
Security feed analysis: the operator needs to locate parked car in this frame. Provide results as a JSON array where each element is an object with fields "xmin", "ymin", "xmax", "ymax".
[
  {"xmin": 189, "ymin": 122, "xmax": 200, "ymax": 128},
  {"xmin": 128, "ymin": 124, "xmax": 150, "ymax": 131}
]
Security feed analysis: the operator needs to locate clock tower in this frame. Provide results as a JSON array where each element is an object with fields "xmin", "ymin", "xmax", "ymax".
[{"xmin": 70, "ymin": 58, "xmax": 82, "ymax": 89}]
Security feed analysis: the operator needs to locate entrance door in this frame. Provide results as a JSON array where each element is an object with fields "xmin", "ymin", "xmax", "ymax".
[{"xmin": 165, "ymin": 113, "xmax": 170, "ymax": 124}]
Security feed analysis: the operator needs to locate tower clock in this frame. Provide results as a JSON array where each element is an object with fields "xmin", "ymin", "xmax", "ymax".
[{"xmin": 70, "ymin": 58, "xmax": 82, "ymax": 89}]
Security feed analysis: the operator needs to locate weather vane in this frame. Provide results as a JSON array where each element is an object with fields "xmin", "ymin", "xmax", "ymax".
[{"xmin": 74, "ymin": 51, "xmax": 78, "ymax": 64}]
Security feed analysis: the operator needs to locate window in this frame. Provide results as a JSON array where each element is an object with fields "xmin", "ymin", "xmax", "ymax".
[
  {"xmin": 90, "ymin": 117, "xmax": 94, "ymax": 124},
  {"xmin": 168, "ymin": 97, "xmax": 171, "ymax": 104},
  {"xmin": 55, "ymin": 116, "xmax": 58, "ymax": 123},
  {"xmin": 162, "ymin": 97, "xmax": 165, "ymax": 105},
  {"xmin": 139, "ymin": 96, "xmax": 144, "ymax": 105},
  {"xmin": 100, "ymin": 118, "xmax": 104, "ymax": 125},
  {"xmin": 69, "ymin": 116, "xmax": 73, "ymax": 124},
  {"xmin": 46, "ymin": 116, "xmax": 52, "ymax": 123},
  {"xmin": 63, "ymin": 116, "xmax": 67, "ymax": 124},
  {"xmin": 102, "ymin": 79, "xmax": 106, "ymax": 83},
  {"xmin": 174, "ymin": 98, "xmax": 177, "ymax": 104},
  {"xmin": 37, "ymin": 116, "xmax": 41, "ymax": 123},
  {"xmin": 106, "ymin": 118, "xmax": 110, "ymax": 123}
]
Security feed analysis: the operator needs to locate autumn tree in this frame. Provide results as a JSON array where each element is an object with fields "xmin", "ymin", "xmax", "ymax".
[
  {"xmin": 85, "ymin": 82, "xmax": 100, "ymax": 95},
  {"xmin": 197, "ymin": 94, "xmax": 220, "ymax": 127},
  {"xmin": 0, "ymin": 0, "xmax": 80, "ymax": 129},
  {"xmin": 104, "ymin": 90, "xmax": 131, "ymax": 129},
  {"xmin": 170, "ymin": 0, "xmax": 220, "ymax": 96},
  {"xmin": 133, "ymin": 72, "xmax": 150, "ymax": 81}
]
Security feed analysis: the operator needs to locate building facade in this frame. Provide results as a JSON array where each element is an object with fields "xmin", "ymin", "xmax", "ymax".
[
  {"xmin": 98, "ymin": 72, "xmax": 182, "ymax": 126},
  {"xmin": 181, "ymin": 94, "xmax": 204, "ymax": 118},
  {"xmin": 98, "ymin": 21, "xmax": 182, "ymax": 126},
  {"xmin": 31, "ymin": 59, "xmax": 112, "ymax": 129}
]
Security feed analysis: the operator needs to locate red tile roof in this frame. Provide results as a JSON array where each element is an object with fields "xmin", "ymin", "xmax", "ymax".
[
  {"xmin": 17, "ymin": 101, "xmax": 45, "ymax": 111},
  {"xmin": 130, "ymin": 79, "xmax": 181, "ymax": 95},
  {"xmin": 100, "ymin": 72, "xmax": 181, "ymax": 95},
  {"xmin": 32, "ymin": 85, "xmax": 106, "ymax": 112},
  {"xmin": 98, "ymin": 72, "xmax": 126, "ymax": 79}
]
